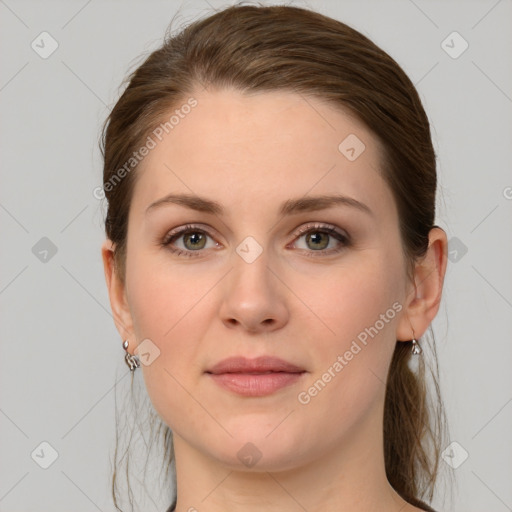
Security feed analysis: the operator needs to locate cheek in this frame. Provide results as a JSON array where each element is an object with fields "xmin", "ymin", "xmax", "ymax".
[
  {"xmin": 126, "ymin": 244, "xmax": 207, "ymax": 339},
  {"xmin": 307, "ymin": 257, "xmax": 401, "ymax": 349},
  {"xmin": 124, "ymin": 252, "xmax": 207, "ymax": 419},
  {"xmin": 298, "ymin": 255, "xmax": 402, "ymax": 403}
]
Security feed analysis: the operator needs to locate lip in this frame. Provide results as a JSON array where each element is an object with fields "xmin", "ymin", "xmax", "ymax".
[
  {"xmin": 205, "ymin": 356, "xmax": 306, "ymax": 397},
  {"xmin": 206, "ymin": 356, "xmax": 305, "ymax": 374}
]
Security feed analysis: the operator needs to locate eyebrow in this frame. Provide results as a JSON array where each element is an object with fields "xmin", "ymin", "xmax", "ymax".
[{"xmin": 145, "ymin": 193, "xmax": 373, "ymax": 217}]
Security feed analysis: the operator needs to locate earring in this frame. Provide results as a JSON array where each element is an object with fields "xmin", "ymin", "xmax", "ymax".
[
  {"xmin": 123, "ymin": 340, "xmax": 140, "ymax": 371},
  {"xmin": 411, "ymin": 338, "xmax": 422, "ymax": 355}
]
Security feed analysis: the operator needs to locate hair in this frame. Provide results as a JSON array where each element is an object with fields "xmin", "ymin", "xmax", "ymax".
[{"xmin": 100, "ymin": 3, "xmax": 452, "ymax": 511}]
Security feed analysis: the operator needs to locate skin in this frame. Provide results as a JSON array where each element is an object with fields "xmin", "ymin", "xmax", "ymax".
[{"xmin": 102, "ymin": 88, "xmax": 448, "ymax": 512}]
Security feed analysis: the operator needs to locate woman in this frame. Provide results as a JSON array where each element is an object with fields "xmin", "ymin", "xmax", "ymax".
[{"xmin": 100, "ymin": 4, "xmax": 449, "ymax": 511}]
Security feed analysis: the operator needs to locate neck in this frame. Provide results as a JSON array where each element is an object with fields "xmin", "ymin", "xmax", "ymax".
[{"xmin": 171, "ymin": 399, "xmax": 417, "ymax": 512}]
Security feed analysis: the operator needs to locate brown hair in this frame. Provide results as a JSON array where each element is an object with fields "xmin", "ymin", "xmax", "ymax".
[{"xmin": 100, "ymin": 3, "xmax": 451, "ymax": 511}]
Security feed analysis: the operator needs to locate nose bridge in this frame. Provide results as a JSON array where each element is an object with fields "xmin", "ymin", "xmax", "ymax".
[
  {"xmin": 218, "ymin": 230, "xmax": 289, "ymax": 332},
  {"xmin": 230, "ymin": 233, "xmax": 274, "ymax": 295}
]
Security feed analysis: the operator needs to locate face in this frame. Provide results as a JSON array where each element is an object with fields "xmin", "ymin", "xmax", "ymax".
[{"xmin": 113, "ymin": 88, "xmax": 415, "ymax": 471}]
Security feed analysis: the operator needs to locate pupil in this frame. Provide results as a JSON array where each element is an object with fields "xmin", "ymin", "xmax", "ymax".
[
  {"xmin": 186, "ymin": 233, "xmax": 205, "ymax": 249},
  {"xmin": 308, "ymin": 232, "xmax": 327, "ymax": 249}
]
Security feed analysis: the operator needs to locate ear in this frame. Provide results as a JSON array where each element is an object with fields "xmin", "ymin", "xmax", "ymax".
[
  {"xmin": 396, "ymin": 227, "xmax": 448, "ymax": 342},
  {"xmin": 101, "ymin": 239, "xmax": 135, "ymax": 350}
]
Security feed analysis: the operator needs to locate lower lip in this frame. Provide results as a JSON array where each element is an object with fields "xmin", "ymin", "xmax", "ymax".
[{"xmin": 207, "ymin": 372, "xmax": 305, "ymax": 397}]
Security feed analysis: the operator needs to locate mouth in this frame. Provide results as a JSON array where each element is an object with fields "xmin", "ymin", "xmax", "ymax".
[{"xmin": 205, "ymin": 356, "xmax": 306, "ymax": 397}]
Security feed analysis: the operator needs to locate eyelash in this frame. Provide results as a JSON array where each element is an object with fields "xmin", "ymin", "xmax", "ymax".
[{"xmin": 161, "ymin": 223, "xmax": 350, "ymax": 259}]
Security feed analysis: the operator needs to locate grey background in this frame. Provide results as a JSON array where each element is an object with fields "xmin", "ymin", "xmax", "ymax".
[{"xmin": 1, "ymin": 0, "xmax": 511, "ymax": 511}]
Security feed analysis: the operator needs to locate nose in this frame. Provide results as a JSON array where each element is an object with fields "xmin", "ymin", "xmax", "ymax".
[{"xmin": 218, "ymin": 248, "xmax": 289, "ymax": 334}]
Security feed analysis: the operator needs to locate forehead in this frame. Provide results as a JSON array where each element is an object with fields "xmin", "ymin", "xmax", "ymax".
[{"xmin": 131, "ymin": 88, "xmax": 396, "ymax": 223}]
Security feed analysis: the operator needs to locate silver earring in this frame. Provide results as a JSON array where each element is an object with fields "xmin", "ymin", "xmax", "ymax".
[
  {"xmin": 411, "ymin": 338, "xmax": 422, "ymax": 355},
  {"xmin": 123, "ymin": 340, "xmax": 140, "ymax": 371}
]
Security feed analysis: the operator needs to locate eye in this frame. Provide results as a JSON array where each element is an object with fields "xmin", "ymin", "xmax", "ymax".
[
  {"xmin": 161, "ymin": 224, "xmax": 219, "ymax": 258},
  {"xmin": 290, "ymin": 222, "xmax": 350, "ymax": 257}
]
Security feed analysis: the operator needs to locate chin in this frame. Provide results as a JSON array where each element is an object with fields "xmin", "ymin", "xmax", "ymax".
[
  {"xmin": 207, "ymin": 423, "xmax": 305, "ymax": 470},
  {"xmin": 214, "ymin": 444, "xmax": 304, "ymax": 473}
]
